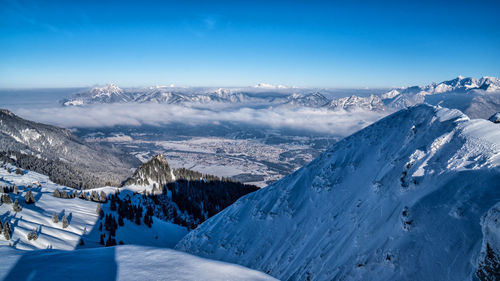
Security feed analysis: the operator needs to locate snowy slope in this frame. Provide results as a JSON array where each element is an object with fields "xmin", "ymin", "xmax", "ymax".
[
  {"xmin": 177, "ymin": 104, "xmax": 500, "ymax": 281},
  {"xmin": 0, "ymin": 164, "xmax": 276, "ymax": 280},
  {"xmin": 0, "ymin": 245, "xmax": 277, "ymax": 281},
  {"xmin": 0, "ymin": 164, "xmax": 187, "ymax": 250}
]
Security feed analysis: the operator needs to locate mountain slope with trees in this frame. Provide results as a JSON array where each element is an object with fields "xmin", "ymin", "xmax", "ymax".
[{"xmin": 0, "ymin": 109, "xmax": 140, "ymax": 188}]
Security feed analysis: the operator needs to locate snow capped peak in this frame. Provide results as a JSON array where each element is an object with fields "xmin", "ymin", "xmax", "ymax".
[
  {"xmin": 0, "ymin": 109, "xmax": 14, "ymax": 117},
  {"xmin": 89, "ymin": 83, "xmax": 124, "ymax": 96},
  {"xmin": 285, "ymin": 92, "xmax": 330, "ymax": 107},
  {"xmin": 380, "ymin": 76, "xmax": 500, "ymax": 113},
  {"xmin": 328, "ymin": 94, "xmax": 385, "ymax": 111}
]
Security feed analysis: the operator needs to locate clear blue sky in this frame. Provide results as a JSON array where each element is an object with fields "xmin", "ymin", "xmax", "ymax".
[{"xmin": 1, "ymin": 0, "xmax": 499, "ymax": 88}]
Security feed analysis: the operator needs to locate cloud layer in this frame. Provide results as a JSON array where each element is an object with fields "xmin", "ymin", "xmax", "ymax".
[{"xmin": 14, "ymin": 103, "xmax": 389, "ymax": 136}]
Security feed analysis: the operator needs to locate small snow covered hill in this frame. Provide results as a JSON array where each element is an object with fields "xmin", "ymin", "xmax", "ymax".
[{"xmin": 177, "ymin": 104, "xmax": 500, "ymax": 281}]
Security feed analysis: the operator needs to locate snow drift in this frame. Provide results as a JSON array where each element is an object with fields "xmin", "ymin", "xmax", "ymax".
[{"xmin": 177, "ymin": 104, "xmax": 500, "ymax": 280}]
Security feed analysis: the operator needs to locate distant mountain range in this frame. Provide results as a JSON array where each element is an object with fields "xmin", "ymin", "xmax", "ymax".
[
  {"xmin": 60, "ymin": 76, "xmax": 500, "ymax": 117},
  {"xmin": 0, "ymin": 109, "xmax": 140, "ymax": 188}
]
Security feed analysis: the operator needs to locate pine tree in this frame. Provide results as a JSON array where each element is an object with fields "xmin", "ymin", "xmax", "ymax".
[
  {"xmin": 118, "ymin": 214, "xmax": 124, "ymax": 226},
  {"xmin": 13, "ymin": 185, "xmax": 18, "ymax": 194},
  {"xmin": 96, "ymin": 203, "xmax": 102, "ymax": 215},
  {"xmin": 62, "ymin": 215, "xmax": 69, "ymax": 228},
  {"xmin": 25, "ymin": 190, "xmax": 35, "ymax": 204},
  {"xmin": 27, "ymin": 228, "xmax": 38, "ymax": 240},
  {"xmin": 53, "ymin": 188, "xmax": 61, "ymax": 198},
  {"xmin": 3, "ymin": 221, "xmax": 11, "ymax": 240},
  {"xmin": 12, "ymin": 199, "xmax": 22, "ymax": 212},
  {"xmin": 1, "ymin": 194, "xmax": 12, "ymax": 204},
  {"xmin": 99, "ymin": 234, "xmax": 104, "ymax": 245},
  {"xmin": 135, "ymin": 208, "xmax": 141, "ymax": 225},
  {"xmin": 91, "ymin": 191, "xmax": 99, "ymax": 202},
  {"xmin": 99, "ymin": 222, "xmax": 103, "ymax": 231},
  {"xmin": 104, "ymin": 214, "xmax": 110, "ymax": 231},
  {"xmin": 105, "ymin": 235, "xmax": 116, "ymax": 247},
  {"xmin": 52, "ymin": 212, "xmax": 59, "ymax": 223},
  {"xmin": 79, "ymin": 238, "xmax": 85, "ymax": 246},
  {"xmin": 100, "ymin": 191, "xmax": 107, "ymax": 203}
]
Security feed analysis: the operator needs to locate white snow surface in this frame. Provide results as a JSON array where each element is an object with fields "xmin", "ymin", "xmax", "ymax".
[
  {"xmin": 0, "ymin": 164, "xmax": 276, "ymax": 280},
  {"xmin": 177, "ymin": 104, "xmax": 500, "ymax": 281},
  {"xmin": 0, "ymin": 245, "xmax": 277, "ymax": 281}
]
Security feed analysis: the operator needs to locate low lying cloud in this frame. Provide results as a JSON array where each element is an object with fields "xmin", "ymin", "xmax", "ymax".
[{"xmin": 14, "ymin": 103, "xmax": 390, "ymax": 136}]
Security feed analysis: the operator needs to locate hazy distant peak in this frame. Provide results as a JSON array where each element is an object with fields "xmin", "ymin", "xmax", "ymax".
[{"xmin": 253, "ymin": 83, "xmax": 289, "ymax": 89}]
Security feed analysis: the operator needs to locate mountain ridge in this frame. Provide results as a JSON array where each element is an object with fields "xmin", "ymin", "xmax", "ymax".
[
  {"xmin": 176, "ymin": 104, "xmax": 500, "ymax": 281},
  {"xmin": 59, "ymin": 76, "xmax": 500, "ymax": 117}
]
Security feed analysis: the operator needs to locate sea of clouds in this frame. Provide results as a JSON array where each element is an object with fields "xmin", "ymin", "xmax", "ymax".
[{"xmin": 13, "ymin": 103, "xmax": 389, "ymax": 136}]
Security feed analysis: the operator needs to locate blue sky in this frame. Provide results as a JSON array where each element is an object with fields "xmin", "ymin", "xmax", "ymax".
[{"xmin": 1, "ymin": 0, "xmax": 499, "ymax": 88}]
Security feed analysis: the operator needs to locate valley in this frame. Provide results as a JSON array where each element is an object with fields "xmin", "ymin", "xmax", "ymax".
[{"xmin": 75, "ymin": 125, "xmax": 337, "ymax": 187}]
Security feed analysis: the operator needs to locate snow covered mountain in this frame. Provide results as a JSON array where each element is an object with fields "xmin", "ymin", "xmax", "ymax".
[
  {"xmin": 177, "ymin": 104, "xmax": 500, "ymax": 281},
  {"xmin": 284, "ymin": 92, "xmax": 330, "ymax": 108},
  {"xmin": 327, "ymin": 94, "xmax": 385, "ymax": 111},
  {"xmin": 0, "ymin": 109, "xmax": 140, "ymax": 188},
  {"xmin": 61, "ymin": 85, "xmax": 292, "ymax": 106},
  {"xmin": 60, "ymin": 77, "xmax": 500, "ymax": 119},
  {"xmin": 61, "ymin": 84, "xmax": 133, "ymax": 106},
  {"xmin": 381, "ymin": 76, "xmax": 500, "ymax": 118}
]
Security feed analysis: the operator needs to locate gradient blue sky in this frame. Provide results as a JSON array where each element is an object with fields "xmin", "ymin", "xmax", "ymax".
[{"xmin": 1, "ymin": 0, "xmax": 499, "ymax": 88}]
